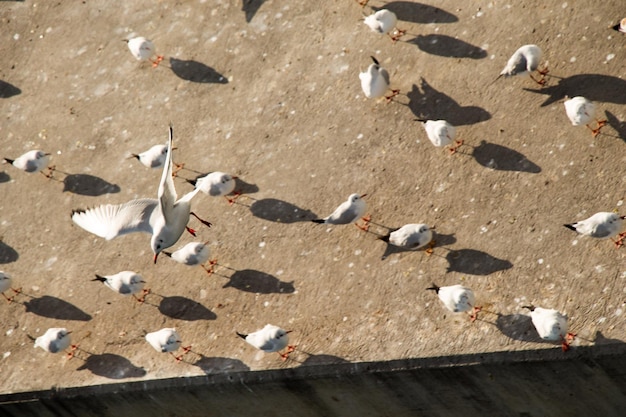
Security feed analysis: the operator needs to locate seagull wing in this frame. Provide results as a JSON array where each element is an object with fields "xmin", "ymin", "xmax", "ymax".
[
  {"xmin": 380, "ymin": 67, "xmax": 390, "ymax": 87},
  {"xmin": 158, "ymin": 125, "xmax": 178, "ymax": 223},
  {"xmin": 326, "ymin": 201, "xmax": 359, "ymax": 224},
  {"xmin": 72, "ymin": 198, "xmax": 157, "ymax": 240},
  {"xmin": 503, "ymin": 51, "xmax": 527, "ymax": 76}
]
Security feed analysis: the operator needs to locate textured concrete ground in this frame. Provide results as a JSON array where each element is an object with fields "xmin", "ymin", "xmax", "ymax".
[{"xmin": 0, "ymin": 0, "xmax": 625, "ymax": 395}]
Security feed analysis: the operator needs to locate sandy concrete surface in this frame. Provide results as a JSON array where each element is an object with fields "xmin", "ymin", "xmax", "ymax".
[{"xmin": 0, "ymin": 0, "xmax": 624, "ymax": 394}]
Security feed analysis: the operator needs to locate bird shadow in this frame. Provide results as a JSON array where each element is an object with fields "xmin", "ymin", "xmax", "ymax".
[
  {"xmin": 0, "ymin": 240, "xmax": 19, "ymax": 264},
  {"xmin": 372, "ymin": 2, "xmax": 458, "ymax": 24},
  {"xmin": 524, "ymin": 74, "xmax": 626, "ymax": 107},
  {"xmin": 22, "ymin": 295, "xmax": 92, "ymax": 321},
  {"xmin": 62, "ymin": 173, "xmax": 120, "ymax": 196},
  {"xmin": 242, "ymin": 0, "xmax": 265, "ymax": 22},
  {"xmin": 222, "ymin": 269, "xmax": 295, "ymax": 294},
  {"xmin": 158, "ymin": 296, "xmax": 217, "ymax": 321},
  {"xmin": 249, "ymin": 198, "xmax": 317, "ymax": 223},
  {"xmin": 169, "ymin": 58, "xmax": 228, "ymax": 84},
  {"xmin": 193, "ymin": 355, "xmax": 251, "ymax": 374},
  {"xmin": 445, "ymin": 248, "xmax": 513, "ymax": 275},
  {"xmin": 406, "ymin": 78, "xmax": 491, "ymax": 126},
  {"xmin": 603, "ymin": 111, "xmax": 626, "ymax": 142},
  {"xmin": 594, "ymin": 330, "xmax": 624, "ymax": 346},
  {"xmin": 0, "ymin": 80, "xmax": 21, "ymax": 98},
  {"xmin": 380, "ymin": 231, "xmax": 457, "ymax": 260},
  {"xmin": 76, "ymin": 353, "xmax": 146, "ymax": 379},
  {"xmin": 469, "ymin": 140, "xmax": 541, "ymax": 173},
  {"xmin": 407, "ymin": 34, "xmax": 487, "ymax": 59},
  {"xmin": 495, "ymin": 313, "xmax": 542, "ymax": 343},
  {"xmin": 0, "ymin": 171, "xmax": 10, "ymax": 183}
]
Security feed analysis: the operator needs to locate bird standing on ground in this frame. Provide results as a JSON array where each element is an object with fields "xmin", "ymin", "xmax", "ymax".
[
  {"xmin": 563, "ymin": 96, "xmax": 607, "ymax": 137},
  {"xmin": 312, "ymin": 193, "xmax": 370, "ymax": 231},
  {"xmin": 237, "ymin": 324, "xmax": 295, "ymax": 360},
  {"xmin": 427, "ymin": 283, "xmax": 481, "ymax": 321},
  {"xmin": 0, "ymin": 271, "xmax": 21, "ymax": 303},
  {"xmin": 359, "ymin": 56, "xmax": 399, "ymax": 101},
  {"xmin": 363, "ymin": 9, "xmax": 405, "ymax": 42},
  {"xmin": 496, "ymin": 44, "xmax": 547, "ymax": 85},
  {"xmin": 523, "ymin": 305, "xmax": 575, "ymax": 351},
  {"xmin": 380, "ymin": 223, "xmax": 434, "ymax": 252},
  {"xmin": 92, "ymin": 271, "xmax": 149, "ymax": 302},
  {"xmin": 33, "ymin": 328, "xmax": 77, "ymax": 358},
  {"xmin": 415, "ymin": 119, "xmax": 463, "ymax": 154},
  {"xmin": 71, "ymin": 125, "xmax": 212, "ymax": 263},
  {"xmin": 126, "ymin": 36, "xmax": 163, "ymax": 67},
  {"xmin": 4, "ymin": 150, "xmax": 54, "ymax": 178},
  {"xmin": 145, "ymin": 328, "xmax": 191, "ymax": 362},
  {"xmin": 162, "ymin": 241, "xmax": 216, "ymax": 274},
  {"xmin": 188, "ymin": 172, "xmax": 240, "ymax": 204},
  {"xmin": 564, "ymin": 211, "xmax": 625, "ymax": 248}
]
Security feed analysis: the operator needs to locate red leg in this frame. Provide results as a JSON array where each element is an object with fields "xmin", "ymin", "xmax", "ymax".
[
  {"xmin": 202, "ymin": 259, "xmax": 217, "ymax": 275},
  {"xmin": 151, "ymin": 55, "xmax": 164, "ymax": 68},
  {"xmin": 390, "ymin": 29, "xmax": 406, "ymax": 43},
  {"xmin": 529, "ymin": 73, "xmax": 546, "ymax": 86},
  {"xmin": 470, "ymin": 306, "xmax": 482, "ymax": 322},
  {"xmin": 191, "ymin": 212, "xmax": 212, "ymax": 228},
  {"xmin": 2, "ymin": 293, "xmax": 13, "ymax": 303},
  {"xmin": 186, "ymin": 226, "xmax": 197, "ymax": 237},
  {"xmin": 385, "ymin": 89, "xmax": 400, "ymax": 103},
  {"xmin": 226, "ymin": 191, "xmax": 242, "ymax": 205}
]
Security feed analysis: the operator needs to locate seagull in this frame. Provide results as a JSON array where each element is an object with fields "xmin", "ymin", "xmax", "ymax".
[
  {"xmin": 187, "ymin": 172, "xmax": 240, "ymax": 204},
  {"xmin": 359, "ymin": 56, "xmax": 399, "ymax": 102},
  {"xmin": 145, "ymin": 328, "xmax": 191, "ymax": 362},
  {"xmin": 312, "ymin": 193, "xmax": 370, "ymax": 231},
  {"xmin": 92, "ymin": 271, "xmax": 150, "ymax": 302},
  {"xmin": 0, "ymin": 271, "xmax": 21, "ymax": 303},
  {"xmin": 363, "ymin": 9, "xmax": 406, "ymax": 42},
  {"xmin": 427, "ymin": 283, "xmax": 481, "ymax": 322},
  {"xmin": 3, "ymin": 150, "xmax": 54, "ymax": 178},
  {"xmin": 522, "ymin": 305, "xmax": 575, "ymax": 351},
  {"xmin": 33, "ymin": 328, "xmax": 77, "ymax": 358},
  {"xmin": 162, "ymin": 241, "xmax": 216, "ymax": 274},
  {"xmin": 563, "ymin": 96, "xmax": 607, "ymax": 137},
  {"xmin": 125, "ymin": 36, "xmax": 163, "ymax": 67},
  {"xmin": 380, "ymin": 223, "xmax": 434, "ymax": 252},
  {"xmin": 564, "ymin": 211, "xmax": 626, "ymax": 248},
  {"xmin": 415, "ymin": 119, "xmax": 463, "ymax": 154},
  {"xmin": 612, "ymin": 18, "xmax": 626, "ymax": 33},
  {"xmin": 496, "ymin": 44, "xmax": 547, "ymax": 85},
  {"xmin": 237, "ymin": 324, "xmax": 295, "ymax": 361},
  {"xmin": 71, "ymin": 125, "xmax": 212, "ymax": 263},
  {"xmin": 130, "ymin": 143, "xmax": 184, "ymax": 174}
]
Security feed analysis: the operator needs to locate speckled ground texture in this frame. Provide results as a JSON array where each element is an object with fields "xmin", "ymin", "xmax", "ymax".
[{"xmin": 0, "ymin": 0, "xmax": 625, "ymax": 395}]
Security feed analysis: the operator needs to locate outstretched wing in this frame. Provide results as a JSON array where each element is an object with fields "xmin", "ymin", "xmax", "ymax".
[{"xmin": 158, "ymin": 125, "xmax": 178, "ymax": 223}]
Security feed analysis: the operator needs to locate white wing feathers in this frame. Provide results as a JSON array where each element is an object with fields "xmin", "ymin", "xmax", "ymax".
[
  {"xmin": 71, "ymin": 199, "xmax": 157, "ymax": 240},
  {"xmin": 158, "ymin": 125, "xmax": 177, "ymax": 224}
]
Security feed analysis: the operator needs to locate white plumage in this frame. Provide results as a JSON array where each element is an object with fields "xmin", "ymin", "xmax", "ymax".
[
  {"xmin": 126, "ymin": 36, "xmax": 163, "ymax": 66},
  {"xmin": 92, "ymin": 271, "xmax": 147, "ymax": 299},
  {"xmin": 145, "ymin": 328, "xmax": 191, "ymax": 362},
  {"xmin": 359, "ymin": 56, "xmax": 395, "ymax": 100},
  {"xmin": 34, "ymin": 328, "xmax": 72, "ymax": 354},
  {"xmin": 564, "ymin": 212, "xmax": 625, "ymax": 240},
  {"xmin": 4, "ymin": 150, "xmax": 51, "ymax": 175},
  {"xmin": 163, "ymin": 241, "xmax": 215, "ymax": 274},
  {"xmin": 497, "ymin": 44, "xmax": 546, "ymax": 84},
  {"xmin": 237, "ymin": 324, "xmax": 294, "ymax": 360},
  {"xmin": 0, "ymin": 271, "xmax": 20, "ymax": 302},
  {"xmin": 428, "ymin": 284, "xmax": 480, "ymax": 321},
  {"xmin": 193, "ymin": 172, "xmax": 237, "ymax": 197},
  {"xmin": 131, "ymin": 144, "xmax": 168, "ymax": 169},
  {"xmin": 364, "ymin": 9, "xmax": 397, "ymax": 35},
  {"xmin": 312, "ymin": 193, "xmax": 369, "ymax": 230},
  {"xmin": 383, "ymin": 223, "xmax": 433, "ymax": 250},
  {"xmin": 563, "ymin": 96, "xmax": 606, "ymax": 137},
  {"xmin": 524, "ymin": 305, "xmax": 575, "ymax": 351}
]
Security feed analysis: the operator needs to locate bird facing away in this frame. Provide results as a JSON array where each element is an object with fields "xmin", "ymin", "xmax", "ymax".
[
  {"xmin": 126, "ymin": 36, "xmax": 163, "ymax": 67},
  {"xmin": 145, "ymin": 328, "xmax": 191, "ymax": 362},
  {"xmin": 188, "ymin": 171, "xmax": 240, "ymax": 204},
  {"xmin": 359, "ymin": 56, "xmax": 399, "ymax": 101},
  {"xmin": 34, "ymin": 328, "xmax": 77, "ymax": 358},
  {"xmin": 563, "ymin": 96, "xmax": 607, "ymax": 137},
  {"xmin": 237, "ymin": 324, "xmax": 295, "ymax": 360},
  {"xmin": 380, "ymin": 223, "xmax": 434, "ymax": 252},
  {"xmin": 523, "ymin": 305, "xmax": 575, "ymax": 351},
  {"xmin": 312, "ymin": 193, "xmax": 370, "ymax": 231},
  {"xmin": 613, "ymin": 18, "xmax": 626, "ymax": 33},
  {"xmin": 92, "ymin": 271, "xmax": 149, "ymax": 302},
  {"xmin": 564, "ymin": 211, "xmax": 626, "ymax": 248},
  {"xmin": 71, "ymin": 125, "xmax": 211, "ymax": 263},
  {"xmin": 363, "ymin": 9, "xmax": 405, "ymax": 42},
  {"xmin": 0, "ymin": 271, "xmax": 21, "ymax": 303},
  {"xmin": 4, "ymin": 150, "xmax": 54, "ymax": 178},
  {"xmin": 162, "ymin": 241, "xmax": 216, "ymax": 274},
  {"xmin": 496, "ymin": 44, "xmax": 547, "ymax": 85},
  {"xmin": 427, "ymin": 283, "xmax": 481, "ymax": 322},
  {"xmin": 130, "ymin": 143, "xmax": 185, "ymax": 174},
  {"xmin": 415, "ymin": 119, "xmax": 463, "ymax": 154}
]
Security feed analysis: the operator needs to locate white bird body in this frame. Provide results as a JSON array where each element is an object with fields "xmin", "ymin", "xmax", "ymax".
[
  {"xmin": 93, "ymin": 271, "xmax": 145, "ymax": 296},
  {"xmin": 127, "ymin": 37, "xmax": 157, "ymax": 61},
  {"xmin": 132, "ymin": 144, "xmax": 168, "ymax": 168},
  {"xmin": 72, "ymin": 126, "xmax": 204, "ymax": 261},
  {"xmin": 360, "ymin": 57, "xmax": 390, "ymax": 99},
  {"xmin": 4, "ymin": 150, "xmax": 50, "ymax": 173},
  {"xmin": 564, "ymin": 212, "xmax": 625, "ymax": 239},
  {"xmin": 527, "ymin": 307, "xmax": 568, "ymax": 342},
  {"xmin": 237, "ymin": 324, "xmax": 290, "ymax": 353},
  {"xmin": 564, "ymin": 96, "xmax": 596, "ymax": 126},
  {"xmin": 0, "ymin": 272, "xmax": 12, "ymax": 294},
  {"xmin": 145, "ymin": 328, "xmax": 181, "ymax": 353},
  {"xmin": 168, "ymin": 242, "xmax": 210, "ymax": 266},
  {"xmin": 364, "ymin": 9, "xmax": 397, "ymax": 35},
  {"xmin": 421, "ymin": 120, "xmax": 456, "ymax": 148},
  {"xmin": 385, "ymin": 224, "xmax": 432, "ymax": 250},
  {"xmin": 34, "ymin": 328, "xmax": 71, "ymax": 353},
  {"xmin": 499, "ymin": 44, "xmax": 542, "ymax": 78},
  {"xmin": 194, "ymin": 172, "xmax": 236, "ymax": 197},
  {"xmin": 313, "ymin": 193, "xmax": 367, "ymax": 225},
  {"xmin": 432, "ymin": 284, "xmax": 475, "ymax": 313}
]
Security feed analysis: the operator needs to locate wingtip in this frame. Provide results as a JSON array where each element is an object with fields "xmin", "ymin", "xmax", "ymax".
[
  {"xmin": 563, "ymin": 224, "xmax": 577, "ymax": 232},
  {"xmin": 311, "ymin": 219, "xmax": 325, "ymax": 224},
  {"xmin": 379, "ymin": 233, "xmax": 390, "ymax": 242},
  {"xmin": 71, "ymin": 208, "xmax": 86, "ymax": 218},
  {"xmin": 92, "ymin": 275, "xmax": 107, "ymax": 283},
  {"xmin": 3, "ymin": 158, "xmax": 14, "ymax": 165},
  {"xmin": 236, "ymin": 332, "xmax": 247, "ymax": 340},
  {"xmin": 426, "ymin": 283, "xmax": 440, "ymax": 293}
]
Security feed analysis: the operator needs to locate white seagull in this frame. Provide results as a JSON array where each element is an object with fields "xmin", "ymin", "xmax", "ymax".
[
  {"xmin": 71, "ymin": 125, "xmax": 211, "ymax": 263},
  {"xmin": 145, "ymin": 328, "xmax": 191, "ymax": 362},
  {"xmin": 380, "ymin": 223, "xmax": 434, "ymax": 252},
  {"xmin": 125, "ymin": 36, "xmax": 163, "ymax": 67},
  {"xmin": 0, "ymin": 271, "xmax": 21, "ymax": 303},
  {"xmin": 34, "ymin": 328, "xmax": 77, "ymax": 358},
  {"xmin": 496, "ymin": 44, "xmax": 547, "ymax": 85},
  {"xmin": 359, "ymin": 56, "xmax": 399, "ymax": 101},
  {"xmin": 563, "ymin": 96, "xmax": 606, "ymax": 137},
  {"xmin": 415, "ymin": 119, "xmax": 463, "ymax": 154},
  {"xmin": 188, "ymin": 172, "xmax": 240, "ymax": 204},
  {"xmin": 312, "ymin": 193, "xmax": 370, "ymax": 231},
  {"xmin": 523, "ymin": 305, "xmax": 575, "ymax": 351},
  {"xmin": 564, "ymin": 211, "xmax": 626, "ymax": 248},
  {"xmin": 363, "ymin": 9, "xmax": 405, "ymax": 42},
  {"xmin": 92, "ymin": 271, "xmax": 149, "ymax": 302},
  {"xmin": 427, "ymin": 283, "xmax": 481, "ymax": 322},
  {"xmin": 130, "ymin": 143, "xmax": 185, "ymax": 174},
  {"xmin": 4, "ymin": 150, "xmax": 54, "ymax": 178},
  {"xmin": 162, "ymin": 241, "xmax": 216, "ymax": 274},
  {"xmin": 237, "ymin": 324, "xmax": 295, "ymax": 360},
  {"xmin": 612, "ymin": 18, "xmax": 626, "ymax": 33}
]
